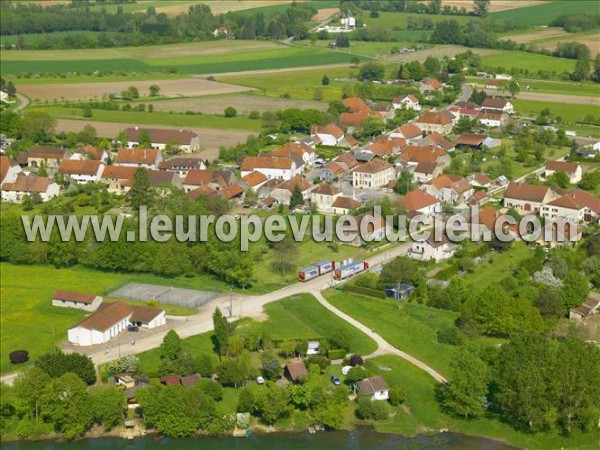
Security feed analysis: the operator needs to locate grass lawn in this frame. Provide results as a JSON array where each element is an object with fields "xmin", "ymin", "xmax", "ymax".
[
  {"xmin": 489, "ymin": 0, "xmax": 593, "ymax": 26},
  {"xmin": 28, "ymin": 106, "xmax": 262, "ymax": 131},
  {"xmin": 480, "ymin": 51, "xmax": 576, "ymax": 73},
  {"xmin": 519, "ymin": 79, "xmax": 600, "ymax": 97},
  {"xmin": 261, "ymin": 294, "xmax": 377, "ymax": 355},
  {"xmin": 0, "ymin": 262, "xmax": 237, "ymax": 374},
  {"xmin": 459, "ymin": 243, "xmax": 531, "ymax": 288},
  {"xmin": 512, "ymin": 99, "xmax": 600, "ymax": 123},
  {"xmin": 325, "ymin": 291, "xmax": 459, "ymax": 376},
  {"xmin": 366, "ymin": 355, "xmax": 599, "ymax": 449}
]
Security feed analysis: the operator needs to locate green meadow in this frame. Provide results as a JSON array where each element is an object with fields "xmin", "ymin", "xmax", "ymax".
[
  {"xmin": 479, "ymin": 51, "xmax": 576, "ymax": 73},
  {"xmin": 0, "ymin": 42, "xmax": 359, "ymax": 75},
  {"xmin": 512, "ymin": 99, "xmax": 600, "ymax": 123},
  {"xmin": 489, "ymin": 0, "xmax": 594, "ymax": 26}
]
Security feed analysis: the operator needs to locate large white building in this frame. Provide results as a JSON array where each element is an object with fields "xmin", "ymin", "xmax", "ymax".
[
  {"xmin": 352, "ymin": 159, "xmax": 395, "ymax": 189},
  {"xmin": 57, "ymin": 159, "xmax": 105, "ymax": 184},
  {"xmin": 68, "ymin": 301, "xmax": 166, "ymax": 346},
  {"xmin": 240, "ymin": 155, "xmax": 298, "ymax": 181},
  {"xmin": 52, "ymin": 291, "xmax": 103, "ymax": 312}
]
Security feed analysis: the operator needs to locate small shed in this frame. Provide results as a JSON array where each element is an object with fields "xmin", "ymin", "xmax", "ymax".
[
  {"xmin": 385, "ymin": 284, "xmax": 414, "ymax": 300},
  {"xmin": 306, "ymin": 341, "xmax": 320, "ymax": 356},
  {"xmin": 180, "ymin": 373, "xmax": 200, "ymax": 387},
  {"xmin": 52, "ymin": 291, "xmax": 102, "ymax": 311},
  {"xmin": 355, "ymin": 376, "xmax": 389, "ymax": 401},
  {"xmin": 160, "ymin": 375, "xmax": 182, "ymax": 386},
  {"xmin": 285, "ymin": 361, "xmax": 308, "ymax": 384},
  {"xmin": 115, "ymin": 373, "xmax": 135, "ymax": 388}
]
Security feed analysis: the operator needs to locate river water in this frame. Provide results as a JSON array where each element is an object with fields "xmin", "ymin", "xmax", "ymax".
[{"xmin": 2, "ymin": 428, "xmax": 518, "ymax": 450}]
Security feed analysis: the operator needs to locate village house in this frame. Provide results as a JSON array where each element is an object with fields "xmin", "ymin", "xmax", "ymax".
[
  {"xmin": 57, "ymin": 159, "xmax": 105, "ymax": 184},
  {"xmin": 481, "ymin": 98, "xmax": 514, "ymax": 114},
  {"xmin": 240, "ymin": 155, "xmax": 298, "ymax": 180},
  {"xmin": 147, "ymin": 170, "xmax": 182, "ymax": 189},
  {"xmin": 468, "ymin": 190, "xmax": 488, "ymax": 206},
  {"xmin": 355, "ymin": 376, "xmax": 389, "ymax": 401},
  {"xmin": 352, "ymin": 159, "xmax": 395, "ymax": 189},
  {"xmin": 347, "ymin": 211, "xmax": 392, "ymax": 246},
  {"xmin": 399, "ymin": 145, "xmax": 451, "ymax": 169},
  {"xmin": 478, "ymin": 110, "xmax": 508, "ymax": 128},
  {"xmin": 310, "ymin": 182, "xmax": 342, "ymax": 213},
  {"xmin": 390, "ymin": 123, "xmax": 423, "ymax": 143},
  {"xmin": 412, "ymin": 161, "xmax": 442, "ymax": 183},
  {"xmin": 188, "ymin": 185, "xmax": 217, "ymax": 200},
  {"xmin": 270, "ymin": 175, "xmax": 313, "ymax": 206},
  {"xmin": 213, "ymin": 26, "xmax": 230, "ymax": 38},
  {"xmin": 419, "ymin": 78, "xmax": 443, "ymax": 94},
  {"xmin": 420, "ymin": 132, "xmax": 455, "ymax": 152},
  {"xmin": 403, "ymin": 189, "xmax": 441, "ymax": 220},
  {"xmin": 68, "ymin": 301, "xmax": 166, "ymax": 346},
  {"xmin": 26, "ymin": 146, "xmax": 71, "ymax": 169},
  {"xmin": 413, "ymin": 111, "xmax": 454, "ymax": 134},
  {"xmin": 423, "ymin": 174, "xmax": 474, "ymax": 205},
  {"xmin": 159, "ymin": 157, "xmax": 206, "ymax": 177},
  {"xmin": 448, "ymin": 105, "xmax": 480, "ymax": 121},
  {"xmin": 71, "ymin": 145, "xmax": 109, "ymax": 162},
  {"xmin": 409, "ymin": 233, "xmax": 458, "ymax": 262},
  {"xmin": 485, "ymin": 79, "xmax": 500, "ymax": 90},
  {"xmin": 100, "ymin": 166, "xmax": 137, "ymax": 193},
  {"xmin": 218, "ymin": 184, "xmax": 244, "ymax": 201},
  {"xmin": 51, "ymin": 291, "xmax": 103, "ymax": 312},
  {"xmin": 455, "ymin": 133, "xmax": 495, "ymax": 150},
  {"xmin": 183, "ymin": 169, "xmax": 235, "ymax": 193},
  {"xmin": 392, "ymin": 94, "xmax": 421, "ymax": 111},
  {"xmin": 540, "ymin": 189, "xmax": 600, "ymax": 224},
  {"xmin": 239, "ymin": 171, "xmax": 268, "ymax": 192},
  {"xmin": 504, "ymin": 182, "xmax": 559, "ymax": 213},
  {"xmin": 272, "ymin": 142, "xmax": 316, "ymax": 166},
  {"xmin": 115, "ymin": 148, "xmax": 162, "ymax": 169},
  {"xmin": 537, "ymin": 218, "xmax": 582, "ymax": 248},
  {"xmin": 1, "ymin": 173, "xmax": 59, "ymax": 203},
  {"xmin": 543, "ymin": 161, "xmax": 583, "ymax": 184},
  {"xmin": 569, "ymin": 294, "xmax": 600, "ymax": 321},
  {"xmin": 0, "ymin": 155, "xmax": 22, "ymax": 187},
  {"xmin": 124, "ymin": 127, "xmax": 201, "ymax": 153},
  {"xmin": 467, "ymin": 173, "xmax": 492, "ymax": 189},
  {"xmin": 311, "ymin": 123, "xmax": 343, "ymax": 146},
  {"xmin": 340, "ymin": 97, "xmax": 380, "ymax": 129},
  {"xmin": 331, "ymin": 196, "xmax": 362, "ymax": 215}
]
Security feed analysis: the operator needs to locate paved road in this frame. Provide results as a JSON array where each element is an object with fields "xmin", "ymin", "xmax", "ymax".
[
  {"xmin": 458, "ymin": 83, "xmax": 473, "ymax": 103},
  {"xmin": 13, "ymin": 93, "xmax": 29, "ymax": 111},
  {"xmin": 2, "ymin": 241, "xmax": 449, "ymax": 386}
]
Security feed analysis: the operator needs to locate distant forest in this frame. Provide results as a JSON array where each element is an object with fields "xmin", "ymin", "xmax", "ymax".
[{"xmin": 0, "ymin": 0, "xmax": 317, "ymax": 48}]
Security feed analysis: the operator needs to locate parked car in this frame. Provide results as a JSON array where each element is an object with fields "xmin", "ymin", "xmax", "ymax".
[
  {"xmin": 256, "ymin": 376, "xmax": 265, "ymax": 385},
  {"xmin": 330, "ymin": 375, "xmax": 341, "ymax": 386},
  {"xmin": 341, "ymin": 365, "xmax": 353, "ymax": 376},
  {"xmin": 127, "ymin": 325, "xmax": 139, "ymax": 332}
]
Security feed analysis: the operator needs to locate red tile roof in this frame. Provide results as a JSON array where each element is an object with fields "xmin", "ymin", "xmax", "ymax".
[
  {"xmin": 456, "ymin": 133, "xmax": 487, "ymax": 146},
  {"xmin": 342, "ymin": 97, "xmax": 372, "ymax": 113},
  {"xmin": 71, "ymin": 301, "xmax": 163, "ymax": 332},
  {"xmin": 546, "ymin": 189, "xmax": 600, "ymax": 213},
  {"xmin": 403, "ymin": 189, "xmax": 439, "ymax": 211},
  {"xmin": 353, "ymin": 159, "xmax": 393, "ymax": 174},
  {"xmin": 394, "ymin": 123, "xmax": 422, "ymax": 139},
  {"xmin": 184, "ymin": 169, "xmax": 215, "ymax": 186},
  {"xmin": 422, "ymin": 78, "xmax": 443, "ymax": 90},
  {"xmin": 58, "ymin": 159, "xmax": 102, "ymax": 176},
  {"xmin": 53, "ymin": 291, "xmax": 98, "ymax": 304},
  {"xmin": 241, "ymin": 170, "xmax": 267, "ymax": 187},
  {"xmin": 219, "ymin": 184, "xmax": 244, "ymax": 199},
  {"xmin": 545, "ymin": 160, "xmax": 580, "ymax": 174},
  {"xmin": 505, "ymin": 182, "xmax": 552, "ymax": 202},
  {"xmin": 101, "ymin": 166, "xmax": 137, "ymax": 180},
  {"xmin": 115, "ymin": 148, "xmax": 159, "ymax": 165},
  {"xmin": 240, "ymin": 155, "xmax": 294, "ymax": 171},
  {"xmin": 415, "ymin": 111, "xmax": 452, "ymax": 126},
  {"xmin": 332, "ymin": 196, "xmax": 361, "ymax": 210},
  {"xmin": 275, "ymin": 175, "xmax": 311, "ymax": 193},
  {"xmin": 312, "ymin": 123, "xmax": 344, "ymax": 139},
  {"xmin": 313, "ymin": 182, "xmax": 341, "ymax": 196},
  {"xmin": 188, "ymin": 185, "xmax": 217, "ymax": 200},
  {"xmin": 2, "ymin": 173, "xmax": 53, "ymax": 193},
  {"xmin": 0, "ymin": 155, "xmax": 12, "ymax": 183}
]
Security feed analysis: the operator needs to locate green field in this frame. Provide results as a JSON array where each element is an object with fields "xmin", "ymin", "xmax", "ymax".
[
  {"xmin": 325, "ymin": 291, "xmax": 459, "ymax": 375},
  {"xmin": 480, "ymin": 50, "xmax": 576, "ymax": 73},
  {"xmin": 519, "ymin": 79, "xmax": 600, "ymax": 97},
  {"xmin": 29, "ymin": 106, "xmax": 263, "ymax": 131},
  {"xmin": 459, "ymin": 244, "xmax": 531, "ymax": 288},
  {"xmin": 366, "ymin": 355, "xmax": 599, "ymax": 449},
  {"xmin": 0, "ymin": 262, "xmax": 232, "ymax": 374},
  {"xmin": 489, "ymin": 0, "xmax": 594, "ymax": 26},
  {"xmin": 512, "ymin": 99, "xmax": 600, "ymax": 123},
  {"xmin": 0, "ymin": 42, "xmax": 359, "ymax": 75}
]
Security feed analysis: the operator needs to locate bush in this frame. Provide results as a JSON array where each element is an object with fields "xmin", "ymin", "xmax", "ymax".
[
  {"xmin": 437, "ymin": 326, "xmax": 464, "ymax": 346},
  {"xmin": 388, "ymin": 386, "xmax": 406, "ymax": 406},
  {"xmin": 224, "ymin": 106, "xmax": 237, "ymax": 117},
  {"xmin": 249, "ymin": 110, "xmax": 260, "ymax": 119},
  {"xmin": 305, "ymin": 355, "xmax": 329, "ymax": 372},
  {"xmin": 349, "ymin": 354, "xmax": 364, "ymax": 366},
  {"xmin": 356, "ymin": 397, "xmax": 390, "ymax": 420},
  {"xmin": 197, "ymin": 378, "xmax": 223, "ymax": 401},
  {"xmin": 327, "ymin": 349, "xmax": 346, "ymax": 360},
  {"xmin": 345, "ymin": 366, "xmax": 367, "ymax": 385}
]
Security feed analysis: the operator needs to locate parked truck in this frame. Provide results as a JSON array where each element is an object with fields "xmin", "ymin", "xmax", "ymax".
[
  {"xmin": 333, "ymin": 261, "xmax": 369, "ymax": 280},
  {"xmin": 298, "ymin": 260, "xmax": 336, "ymax": 282}
]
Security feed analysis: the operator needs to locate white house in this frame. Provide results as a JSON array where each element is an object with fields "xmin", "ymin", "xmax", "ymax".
[
  {"xmin": 1, "ymin": 173, "xmax": 60, "ymax": 203},
  {"xmin": 240, "ymin": 155, "xmax": 298, "ymax": 181},
  {"xmin": 504, "ymin": 182, "xmax": 558, "ymax": 214},
  {"xmin": 403, "ymin": 189, "xmax": 441, "ymax": 218},
  {"xmin": 478, "ymin": 111, "xmax": 508, "ymax": 128},
  {"xmin": 540, "ymin": 189, "xmax": 600, "ymax": 224},
  {"xmin": 481, "ymin": 98, "xmax": 514, "ymax": 114},
  {"xmin": 390, "ymin": 123, "xmax": 423, "ymax": 143},
  {"xmin": 544, "ymin": 161, "xmax": 583, "ymax": 184},
  {"xmin": 57, "ymin": 159, "xmax": 105, "ymax": 184},
  {"xmin": 311, "ymin": 182, "xmax": 342, "ymax": 213},
  {"xmin": 159, "ymin": 156, "xmax": 206, "ymax": 177},
  {"xmin": 272, "ymin": 142, "xmax": 316, "ymax": 167},
  {"xmin": 352, "ymin": 159, "xmax": 395, "ymax": 189},
  {"xmin": 68, "ymin": 301, "xmax": 166, "ymax": 346},
  {"xmin": 124, "ymin": 127, "xmax": 200, "ymax": 153},
  {"xmin": 423, "ymin": 174, "xmax": 474, "ymax": 205},
  {"xmin": 413, "ymin": 110, "xmax": 454, "ymax": 135},
  {"xmin": 355, "ymin": 376, "xmax": 389, "ymax": 401},
  {"xmin": 270, "ymin": 176, "xmax": 313, "ymax": 205},
  {"xmin": 52, "ymin": 291, "xmax": 102, "ymax": 312},
  {"xmin": 0, "ymin": 155, "xmax": 22, "ymax": 187},
  {"xmin": 412, "ymin": 161, "xmax": 442, "ymax": 184},
  {"xmin": 569, "ymin": 294, "xmax": 600, "ymax": 321},
  {"xmin": 392, "ymin": 95, "xmax": 421, "ymax": 111},
  {"xmin": 331, "ymin": 196, "xmax": 362, "ymax": 215},
  {"xmin": 409, "ymin": 234, "xmax": 458, "ymax": 262},
  {"xmin": 311, "ymin": 124, "xmax": 345, "ymax": 147}
]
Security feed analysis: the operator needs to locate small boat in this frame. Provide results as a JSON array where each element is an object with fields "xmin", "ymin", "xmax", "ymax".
[
  {"xmin": 308, "ymin": 426, "xmax": 316, "ymax": 434},
  {"xmin": 245, "ymin": 428, "xmax": 253, "ymax": 438}
]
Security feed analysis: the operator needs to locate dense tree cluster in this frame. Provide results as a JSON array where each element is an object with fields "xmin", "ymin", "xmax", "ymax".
[{"xmin": 0, "ymin": 1, "xmax": 317, "ymax": 49}]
